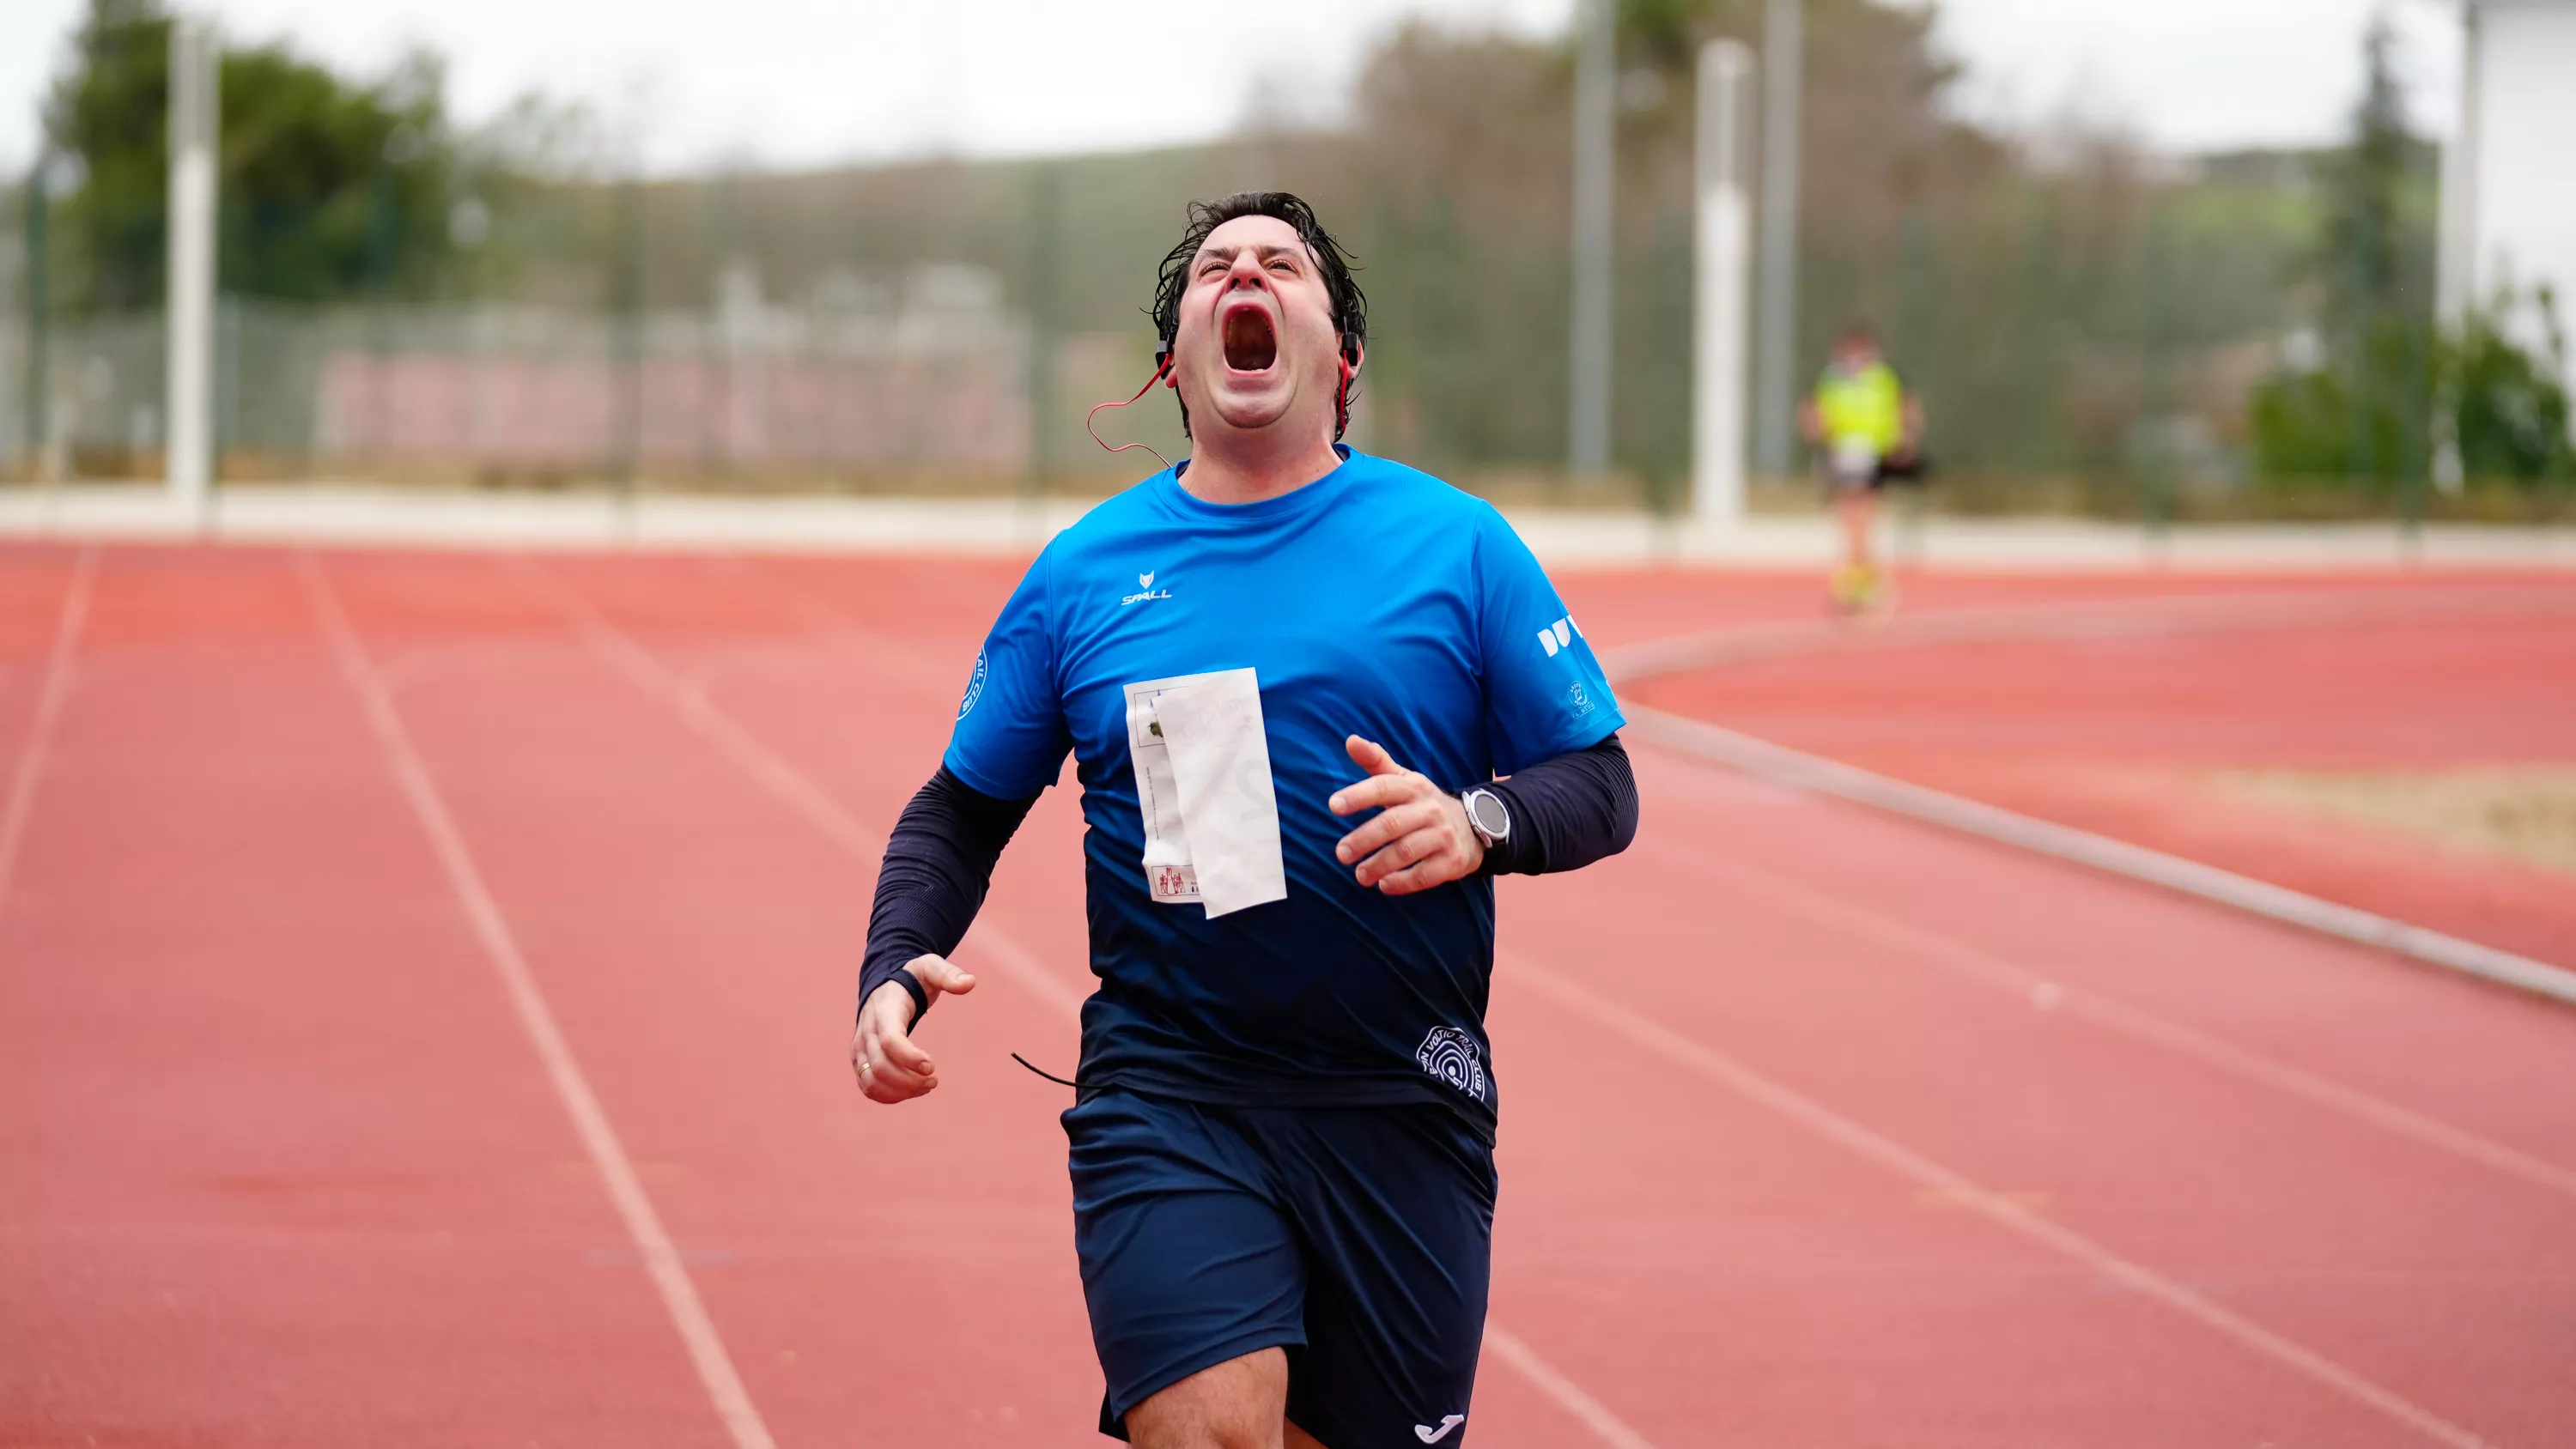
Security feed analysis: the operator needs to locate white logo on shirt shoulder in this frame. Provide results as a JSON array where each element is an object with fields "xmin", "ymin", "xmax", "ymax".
[
  {"xmin": 1568, "ymin": 680, "xmax": 1593, "ymax": 715},
  {"xmin": 957, "ymin": 649, "xmax": 987, "ymax": 719},
  {"xmin": 1415, "ymin": 1028, "xmax": 1488, "ymax": 1100},
  {"xmin": 1534, "ymin": 614, "xmax": 1583, "ymax": 657},
  {"xmin": 1415, "ymin": 1415, "xmax": 1467, "ymax": 1443},
  {"xmin": 1122, "ymin": 570, "xmax": 1173, "ymax": 606}
]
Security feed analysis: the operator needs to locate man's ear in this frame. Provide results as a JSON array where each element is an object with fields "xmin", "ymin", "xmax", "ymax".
[{"xmin": 1341, "ymin": 332, "xmax": 1364, "ymax": 374}]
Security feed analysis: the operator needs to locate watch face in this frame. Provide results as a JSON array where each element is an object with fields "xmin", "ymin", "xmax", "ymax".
[{"xmin": 1467, "ymin": 791, "xmax": 1509, "ymax": 837}]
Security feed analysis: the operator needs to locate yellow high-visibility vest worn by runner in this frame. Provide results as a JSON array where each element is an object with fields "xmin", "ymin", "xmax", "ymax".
[{"xmin": 1814, "ymin": 361, "xmax": 1906, "ymax": 453}]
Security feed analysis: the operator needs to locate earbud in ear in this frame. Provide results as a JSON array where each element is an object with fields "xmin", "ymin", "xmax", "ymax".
[{"xmin": 1333, "ymin": 336, "xmax": 1359, "ymax": 440}]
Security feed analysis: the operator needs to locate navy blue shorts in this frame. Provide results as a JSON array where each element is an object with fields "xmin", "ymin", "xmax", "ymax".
[{"xmin": 1065, "ymin": 1088, "xmax": 1496, "ymax": 1446}]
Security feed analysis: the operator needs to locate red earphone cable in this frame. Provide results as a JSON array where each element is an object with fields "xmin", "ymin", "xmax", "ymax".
[
  {"xmin": 1087, "ymin": 341, "xmax": 1357, "ymax": 462},
  {"xmin": 1084, "ymin": 353, "xmax": 1176, "ymax": 474}
]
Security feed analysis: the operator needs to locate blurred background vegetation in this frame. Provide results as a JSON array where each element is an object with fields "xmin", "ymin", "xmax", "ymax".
[{"xmin": 3, "ymin": 0, "xmax": 2568, "ymax": 516}]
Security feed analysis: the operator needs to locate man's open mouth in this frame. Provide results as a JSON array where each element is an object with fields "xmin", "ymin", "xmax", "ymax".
[{"xmin": 1222, "ymin": 304, "xmax": 1278, "ymax": 372}]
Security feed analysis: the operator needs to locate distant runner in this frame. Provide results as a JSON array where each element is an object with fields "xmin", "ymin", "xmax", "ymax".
[
  {"xmin": 850, "ymin": 191, "xmax": 1639, "ymax": 1447},
  {"xmin": 1798, "ymin": 323, "xmax": 1925, "ymax": 614}
]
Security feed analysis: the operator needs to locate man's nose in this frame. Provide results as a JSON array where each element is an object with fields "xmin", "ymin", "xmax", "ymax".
[{"xmin": 1226, "ymin": 252, "xmax": 1269, "ymax": 289}]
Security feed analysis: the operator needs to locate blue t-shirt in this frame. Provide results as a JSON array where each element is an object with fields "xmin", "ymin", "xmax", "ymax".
[{"xmin": 945, "ymin": 448, "xmax": 1622, "ymax": 1125}]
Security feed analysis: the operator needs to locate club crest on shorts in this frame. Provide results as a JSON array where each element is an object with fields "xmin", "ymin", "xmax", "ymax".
[{"xmin": 1414, "ymin": 1027, "xmax": 1487, "ymax": 1100}]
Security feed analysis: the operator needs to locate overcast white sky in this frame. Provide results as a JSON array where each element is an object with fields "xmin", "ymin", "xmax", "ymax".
[{"xmin": 0, "ymin": 0, "xmax": 2465, "ymax": 177}]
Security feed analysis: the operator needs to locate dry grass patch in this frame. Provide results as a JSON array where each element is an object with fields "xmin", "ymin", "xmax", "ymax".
[{"xmin": 2212, "ymin": 767, "xmax": 2576, "ymax": 876}]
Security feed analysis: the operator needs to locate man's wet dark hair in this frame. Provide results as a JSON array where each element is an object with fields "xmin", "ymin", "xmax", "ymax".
[{"xmin": 1150, "ymin": 191, "xmax": 1368, "ymax": 439}]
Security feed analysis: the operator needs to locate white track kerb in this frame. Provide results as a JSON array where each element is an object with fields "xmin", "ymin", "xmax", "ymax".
[{"xmin": 1602, "ymin": 598, "xmax": 2576, "ymax": 1010}]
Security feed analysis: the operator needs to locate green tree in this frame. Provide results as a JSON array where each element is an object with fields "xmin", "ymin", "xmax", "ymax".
[
  {"xmin": 2251, "ymin": 14, "xmax": 2436, "ymax": 486},
  {"xmin": 41, "ymin": 0, "xmax": 465, "ymax": 307},
  {"xmin": 2446, "ymin": 285, "xmax": 2575, "ymax": 484}
]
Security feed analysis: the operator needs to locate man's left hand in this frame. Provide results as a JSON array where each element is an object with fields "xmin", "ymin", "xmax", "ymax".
[{"xmin": 1328, "ymin": 735, "xmax": 1484, "ymax": 895}]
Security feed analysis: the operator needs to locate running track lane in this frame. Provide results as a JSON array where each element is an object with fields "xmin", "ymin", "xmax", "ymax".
[
  {"xmin": 456, "ymin": 549, "xmax": 2575, "ymax": 1446},
  {"xmin": 3, "ymin": 545, "xmax": 2572, "ymax": 1446},
  {"xmin": 0, "ymin": 547, "xmax": 730, "ymax": 1446},
  {"xmin": 1613, "ymin": 581, "xmax": 2576, "ymax": 966},
  {"xmin": 1493, "ymin": 754, "xmax": 2572, "ymax": 1446}
]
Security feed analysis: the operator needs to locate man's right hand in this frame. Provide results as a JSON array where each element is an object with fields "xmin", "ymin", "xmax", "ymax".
[{"xmin": 851, "ymin": 955, "xmax": 977, "ymax": 1104}]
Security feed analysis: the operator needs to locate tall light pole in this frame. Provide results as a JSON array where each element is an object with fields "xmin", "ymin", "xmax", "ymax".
[
  {"xmin": 166, "ymin": 14, "xmax": 218, "ymax": 518},
  {"xmin": 1693, "ymin": 39, "xmax": 1755, "ymax": 525},
  {"xmin": 1567, "ymin": 0, "xmax": 1614, "ymax": 480},
  {"xmin": 2432, "ymin": 1, "xmax": 2484, "ymax": 494},
  {"xmin": 21, "ymin": 153, "xmax": 48, "ymax": 477},
  {"xmin": 1752, "ymin": 0, "xmax": 1802, "ymax": 480}
]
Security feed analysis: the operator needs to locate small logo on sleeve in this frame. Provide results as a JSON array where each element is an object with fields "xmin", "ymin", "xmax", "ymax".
[
  {"xmin": 1122, "ymin": 570, "xmax": 1173, "ymax": 606},
  {"xmin": 1415, "ymin": 1415, "xmax": 1467, "ymax": 1442},
  {"xmin": 957, "ymin": 650, "xmax": 987, "ymax": 719},
  {"xmin": 1534, "ymin": 614, "xmax": 1583, "ymax": 658},
  {"xmin": 1567, "ymin": 680, "xmax": 1593, "ymax": 714},
  {"xmin": 1415, "ymin": 1027, "xmax": 1488, "ymax": 1100}
]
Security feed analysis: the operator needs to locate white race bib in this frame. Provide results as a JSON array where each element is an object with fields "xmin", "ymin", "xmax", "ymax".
[{"xmin": 1121, "ymin": 670, "xmax": 1288, "ymax": 919}]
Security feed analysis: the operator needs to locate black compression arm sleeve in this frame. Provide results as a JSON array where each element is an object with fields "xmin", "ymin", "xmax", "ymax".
[
  {"xmin": 1479, "ymin": 733, "xmax": 1638, "ymax": 876},
  {"xmin": 857, "ymin": 766, "xmax": 1040, "ymax": 1028}
]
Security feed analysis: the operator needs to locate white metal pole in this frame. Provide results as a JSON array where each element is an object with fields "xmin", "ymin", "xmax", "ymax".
[
  {"xmin": 1752, "ymin": 0, "xmax": 1802, "ymax": 479},
  {"xmin": 1694, "ymin": 39, "xmax": 1754, "ymax": 526},
  {"xmin": 2432, "ymin": 2, "xmax": 2482, "ymax": 494},
  {"xmin": 166, "ymin": 15, "xmax": 217, "ymax": 518},
  {"xmin": 2434, "ymin": 3, "xmax": 2482, "ymax": 331},
  {"xmin": 1567, "ymin": 0, "xmax": 1615, "ymax": 479}
]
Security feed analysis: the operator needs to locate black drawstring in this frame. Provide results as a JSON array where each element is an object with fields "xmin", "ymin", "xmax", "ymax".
[{"xmin": 1012, "ymin": 1052, "xmax": 1090, "ymax": 1089}]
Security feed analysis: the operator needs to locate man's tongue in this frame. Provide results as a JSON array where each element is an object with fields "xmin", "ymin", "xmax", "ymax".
[{"xmin": 1223, "ymin": 307, "xmax": 1278, "ymax": 372}]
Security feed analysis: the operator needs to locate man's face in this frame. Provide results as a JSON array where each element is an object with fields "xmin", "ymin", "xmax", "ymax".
[
  {"xmin": 1170, "ymin": 215, "xmax": 1350, "ymax": 444},
  {"xmin": 1832, "ymin": 335, "xmax": 1880, "ymax": 371}
]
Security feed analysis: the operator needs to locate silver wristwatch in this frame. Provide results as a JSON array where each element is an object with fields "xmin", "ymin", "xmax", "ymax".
[{"xmin": 1460, "ymin": 787, "xmax": 1511, "ymax": 850}]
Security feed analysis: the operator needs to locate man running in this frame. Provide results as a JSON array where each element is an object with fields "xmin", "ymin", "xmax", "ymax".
[
  {"xmin": 1797, "ymin": 323, "xmax": 1924, "ymax": 612},
  {"xmin": 850, "ymin": 191, "xmax": 1638, "ymax": 1448}
]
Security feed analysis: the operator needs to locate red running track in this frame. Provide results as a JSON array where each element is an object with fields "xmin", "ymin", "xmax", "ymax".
[
  {"xmin": 1611, "ymin": 571, "xmax": 2576, "ymax": 966},
  {"xmin": 2, "ymin": 543, "xmax": 2571, "ymax": 1447}
]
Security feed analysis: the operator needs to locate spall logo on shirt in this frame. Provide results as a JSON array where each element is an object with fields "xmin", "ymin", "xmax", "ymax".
[{"xmin": 1122, "ymin": 570, "xmax": 1173, "ymax": 606}]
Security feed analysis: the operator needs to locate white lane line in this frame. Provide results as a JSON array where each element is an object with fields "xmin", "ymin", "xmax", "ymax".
[
  {"xmin": 0, "ymin": 546, "xmax": 96, "ymax": 912},
  {"xmin": 1480, "ymin": 1324, "xmax": 1658, "ymax": 1449},
  {"xmin": 1622, "ymin": 703, "xmax": 2576, "ymax": 1009},
  {"xmin": 693, "ymin": 555, "xmax": 952, "ymax": 682},
  {"xmin": 1643, "ymin": 827, "xmax": 2576, "ymax": 1206},
  {"xmin": 513, "ymin": 555, "xmax": 1660, "ymax": 1449},
  {"xmin": 296, "ymin": 553, "xmax": 779, "ymax": 1449},
  {"xmin": 1501, "ymin": 951, "xmax": 2498, "ymax": 1449}
]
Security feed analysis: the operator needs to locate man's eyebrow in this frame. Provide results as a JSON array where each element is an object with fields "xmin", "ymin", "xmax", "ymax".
[{"xmin": 1193, "ymin": 240, "xmax": 1313, "ymax": 266}]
